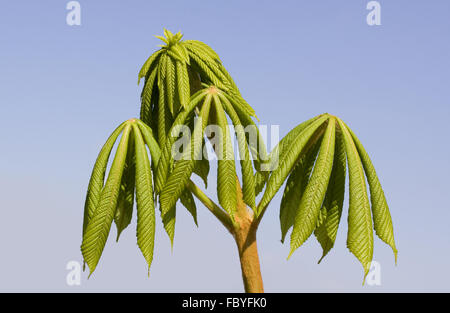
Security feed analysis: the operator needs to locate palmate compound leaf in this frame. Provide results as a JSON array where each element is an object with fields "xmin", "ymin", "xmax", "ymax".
[
  {"xmin": 263, "ymin": 114, "xmax": 396, "ymax": 280},
  {"xmin": 138, "ymin": 30, "xmax": 258, "ymax": 142},
  {"xmin": 157, "ymin": 85, "xmax": 254, "ymax": 239},
  {"xmin": 81, "ymin": 119, "xmax": 161, "ymax": 276}
]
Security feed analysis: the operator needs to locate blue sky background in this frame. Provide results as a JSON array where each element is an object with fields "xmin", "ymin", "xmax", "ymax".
[{"xmin": 0, "ymin": 0, "xmax": 449, "ymax": 292}]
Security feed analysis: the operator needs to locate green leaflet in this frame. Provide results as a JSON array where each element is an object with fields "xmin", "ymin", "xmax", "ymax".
[
  {"xmin": 171, "ymin": 43, "xmax": 190, "ymax": 65},
  {"xmin": 114, "ymin": 133, "xmax": 136, "ymax": 241},
  {"xmin": 254, "ymin": 171, "xmax": 268, "ymax": 197},
  {"xmin": 163, "ymin": 28, "xmax": 173, "ymax": 41},
  {"xmin": 180, "ymin": 189, "xmax": 198, "ymax": 226},
  {"xmin": 159, "ymin": 94, "xmax": 212, "ymax": 242},
  {"xmin": 337, "ymin": 118, "xmax": 374, "ymax": 279},
  {"xmin": 132, "ymin": 124, "xmax": 156, "ymax": 274},
  {"xmin": 188, "ymin": 51, "xmax": 228, "ymax": 90},
  {"xmin": 158, "ymin": 53, "xmax": 167, "ymax": 84},
  {"xmin": 140, "ymin": 67, "xmax": 158, "ymax": 127},
  {"xmin": 288, "ymin": 117, "xmax": 336, "ymax": 257},
  {"xmin": 184, "ymin": 41, "xmax": 255, "ymax": 120},
  {"xmin": 314, "ymin": 128, "xmax": 347, "ymax": 262},
  {"xmin": 219, "ymin": 92, "xmax": 256, "ymax": 211},
  {"xmin": 161, "ymin": 204, "xmax": 176, "ymax": 248},
  {"xmin": 136, "ymin": 120, "xmax": 161, "ymax": 164},
  {"xmin": 183, "ymin": 40, "xmax": 221, "ymax": 62},
  {"xmin": 165, "ymin": 54, "xmax": 177, "ymax": 115},
  {"xmin": 189, "ymin": 115, "xmax": 209, "ymax": 188},
  {"xmin": 155, "ymin": 35, "xmax": 168, "ymax": 45},
  {"xmin": 193, "ymin": 152, "xmax": 210, "ymax": 188},
  {"xmin": 346, "ymin": 124, "xmax": 397, "ymax": 262},
  {"xmin": 280, "ymin": 138, "xmax": 322, "ymax": 243},
  {"xmin": 176, "ymin": 60, "xmax": 190, "ymax": 109},
  {"xmin": 81, "ymin": 124, "xmax": 132, "ymax": 276},
  {"xmin": 224, "ymin": 92, "xmax": 267, "ymax": 194},
  {"xmin": 138, "ymin": 49, "xmax": 163, "ymax": 85},
  {"xmin": 186, "ymin": 46, "xmax": 229, "ymax": 87},
  {"xmin": 82, "ymin": 121, "xmax": 127, "ymax": 238},
  {"xmin": 155, "ymin": 90, "xmax": 208, "ymax": 194},
  {"xmin": 258, "ymin": 115, "xmax": 328, "ymax": 215},
  {"xmin": 213, "ymin": 94, "xmax": 238, "ymax": 219},
  {"xmin": 157, "ymin": 72, "xmax": 167, "ymax": 146},
  {"xmin": 224, "ymin": 93, "xmax": 266, "ymax": 171}
]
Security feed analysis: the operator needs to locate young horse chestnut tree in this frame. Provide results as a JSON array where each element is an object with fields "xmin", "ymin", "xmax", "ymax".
[{"xmin": 81, "ymin": 30, "xmax": 397, "ymax": 292}]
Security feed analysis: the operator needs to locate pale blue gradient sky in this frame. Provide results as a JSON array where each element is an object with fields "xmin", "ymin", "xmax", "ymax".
[{"xmin": 0, "ymin": 1, "xmax": 449, "ymax": 292}]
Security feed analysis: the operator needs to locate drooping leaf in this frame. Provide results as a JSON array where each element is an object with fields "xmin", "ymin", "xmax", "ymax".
[
  {"xmin": 337, "ymin": 118, "xmax": 374, "ymax": 279},
  {"xmin": 193, "ymin": 154, "xmax": 210, "ymax": 188},
  {"xmin": 187, "ymin": 51, "xmax": 228, "ymax": 90},
  {"xmin": 346, "ymin": 123, "xmax": 397, "ymax": 262},
  {"xmin": 155, "ymin": 90, "xmax": 208, "ymax": 194},
  {"xmin": 219, "ymin": 92, "xmax": 255, "ymax": 210},
  {"xmin": 288, "ymin": 117, "xmax": 336, "ymax": 257},
  {"xmin": 176, "ymin": 60, "xmax": 190, "ymax": 109},
  {"xmin": 184, "ymin": 40, "xmax": 221, "ymax": 62},
  {"xmin": 171, "ymin": 43, "xmax": 190, "ymax": 65},
  {"xmin": 138, "ymin": 49, "xmax": 163, "ymax": 85},
  {"xmin": 213, "ymin": 94, "xmax": 238, "ymax": 219},
  {"xmin": 136, "ymin": 120, "xmax": 161, "ymax": 164},
  {"xmin": 132, "ymin": 123, "xmax": 156, "ymax": 274},
  {"xmin": 114, "ymin": 133, "xmax": 136, "ymax": 241},
  {"xmin": 82, "ymin": 122, "xmax": 127, "ymax": 238},
  {"xmin": 81, "ymin": 124, "xmax": 132, "ymax": 276},
  {"xmin": 223, "ymin": 93, "xmax": 265, "ymax": 170},
  {"xmin": 157, "ymin": 72, "xmax": 167, "ymax": 146},
  {"xmin": 314, "ymin": 129, "xmax": 347, "ymax": 262},
  {"xmin": 159, "ymin": 94, "xmax": 212, "ymax": 239},
  {"xmin": 140, "ymin": 67, "xmax": 158, "ymax": 127},
  {"xmin": 180, "ymin": 189, "xmax": 198, "ymax": 226},
  {"xmin": 279, "ymin": 138, "xmax": 321, "ymax": 243},
  {"xmin": 165, "ymin": 55, "xmax": 177, "ymax": 115}
]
